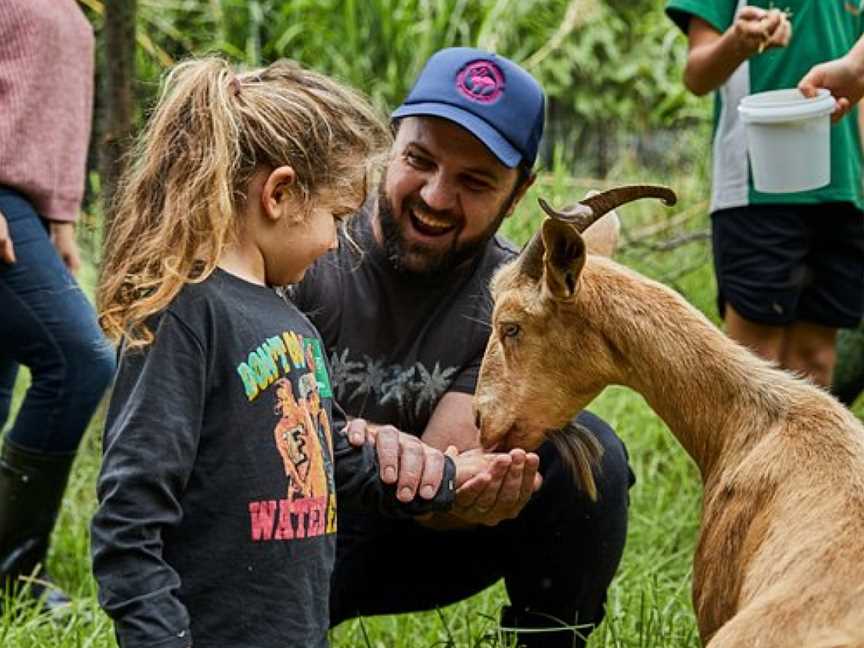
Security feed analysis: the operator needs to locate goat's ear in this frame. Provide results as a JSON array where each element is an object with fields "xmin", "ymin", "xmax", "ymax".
[
  {"xmin": 541, "ymin": 218, "xmax": 586, "ymax": 301},
  {"xmin": 582, "ymin": 211, "xmax": 620, "ymax": 258}
]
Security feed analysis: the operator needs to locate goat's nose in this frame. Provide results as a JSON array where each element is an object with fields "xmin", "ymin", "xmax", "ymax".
[{"xmin": 474, "ymin": 410, "xmax": 482, "ymax": 430}]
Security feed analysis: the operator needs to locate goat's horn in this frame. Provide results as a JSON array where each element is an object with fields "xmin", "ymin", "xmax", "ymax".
[
  {"xmin": 517, "ymin": 229, "xmax": 545, "ymax": 280},
  {"xmin": 538, "ymin": 197, "xmax": 595, "ymax": 231},
  {"xmin": 574, "ymin": 185, "xmax": 677, "ymax": 233},
  {"xmin": 539, "ymin": 186, "xmax": 677, "ymax": 233}
]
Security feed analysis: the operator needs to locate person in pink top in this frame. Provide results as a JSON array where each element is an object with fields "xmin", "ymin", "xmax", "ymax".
[{"xmin": 0, "ymin": 0, "xmax": 115, "ymax": 612}]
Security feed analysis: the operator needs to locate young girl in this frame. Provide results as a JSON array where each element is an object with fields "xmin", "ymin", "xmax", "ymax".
[{"xmin": 91, "ymin": 58, "xmax": 459, "ymax": 648}]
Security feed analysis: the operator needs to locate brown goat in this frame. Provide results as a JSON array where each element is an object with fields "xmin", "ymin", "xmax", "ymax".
[{"xmin": 474, "ymin": 186, "xmax": 864, "ymax": 648}]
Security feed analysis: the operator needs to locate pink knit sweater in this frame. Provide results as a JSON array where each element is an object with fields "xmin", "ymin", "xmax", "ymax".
[{"xmin": 0, "ymin": 0, "xmax": 94, "ymax": 222}]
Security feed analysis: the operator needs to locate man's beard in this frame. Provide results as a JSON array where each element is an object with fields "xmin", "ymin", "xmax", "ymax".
[{"xmin": 376, "ymin": 180, "xmax": 510, "ymax": 279}]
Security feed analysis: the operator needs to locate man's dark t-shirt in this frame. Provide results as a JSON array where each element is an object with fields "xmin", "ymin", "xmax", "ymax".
[
  {"xmin": 292, "ymin": 205, "xmax": 517, "ymax": 435},
  {"xmin": 91, "ymin": 269, "xmax": 455, "ymax": 648}
]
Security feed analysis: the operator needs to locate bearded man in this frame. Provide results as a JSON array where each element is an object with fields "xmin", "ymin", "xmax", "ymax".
[{"xmin": 291, "ymin": 47, "xmax": 635, "ymax": 648}]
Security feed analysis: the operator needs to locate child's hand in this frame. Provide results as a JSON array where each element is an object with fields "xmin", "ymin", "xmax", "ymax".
[
  {"xmin": 799, "ymin": 54, "xmax": 864, "ymax": 123},
  {"xmin": 733, "ymin": 6, "xmax": 791, "ymax": 56}
]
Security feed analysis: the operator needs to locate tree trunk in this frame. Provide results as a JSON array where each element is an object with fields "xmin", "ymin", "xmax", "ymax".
[{"xmin": 99, "ymin": 0, "xmax": 137, "ymax": 234}]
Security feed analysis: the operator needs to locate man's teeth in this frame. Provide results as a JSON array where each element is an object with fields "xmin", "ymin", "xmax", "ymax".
[{"xmin": 413, "ymin": 210, "xmax": 453, "ymax": 230}]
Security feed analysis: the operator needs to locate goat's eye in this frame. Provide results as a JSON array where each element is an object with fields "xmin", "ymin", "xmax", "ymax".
[{"xmin": 500, "ymin": 323, "xmax": 521, "ymax": 340}]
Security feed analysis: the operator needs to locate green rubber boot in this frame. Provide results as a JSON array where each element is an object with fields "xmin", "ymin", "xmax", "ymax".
[{"xmin": 0, "ymin": 440, "xmax": 75, "ymax": 613}]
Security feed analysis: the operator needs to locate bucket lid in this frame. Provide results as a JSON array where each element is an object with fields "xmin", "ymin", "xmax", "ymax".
[{"xmin": 739, "ymin": 89, "xmax": 836, "ymax": 124}]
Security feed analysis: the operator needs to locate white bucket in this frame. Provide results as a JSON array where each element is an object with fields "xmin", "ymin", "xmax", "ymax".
[{"xmin": 738, "ymin": 89, "xmax": 836, "ymax": 194}]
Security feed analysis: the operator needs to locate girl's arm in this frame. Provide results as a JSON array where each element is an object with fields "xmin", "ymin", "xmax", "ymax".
[
  {"xmin": 684, "ymin": 7, "xmax": 791, "ymax": 96},
  {"xmin": 91, "ymin": 311, "xmax": 205, "ymax": 648}
]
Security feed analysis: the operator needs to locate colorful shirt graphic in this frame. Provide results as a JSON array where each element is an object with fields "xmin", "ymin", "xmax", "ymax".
[{"xmin": 238, "ymin": 332, "xmax": 338, "ymax": 541}]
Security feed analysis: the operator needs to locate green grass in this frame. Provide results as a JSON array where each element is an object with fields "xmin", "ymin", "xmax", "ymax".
[{"xmin": 2, "ymin": 163, "xmax": 714, "ymax": 647}]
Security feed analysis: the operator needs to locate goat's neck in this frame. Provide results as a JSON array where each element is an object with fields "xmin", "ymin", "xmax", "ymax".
[{"xmin": 584, "ymin": 261, "xmax": 790, "ymax": 481}]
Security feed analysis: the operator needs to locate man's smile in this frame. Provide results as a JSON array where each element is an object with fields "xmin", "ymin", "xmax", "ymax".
[{"xmin": 407, "ymin": 207, "xmax": 459, "ymax": 237}]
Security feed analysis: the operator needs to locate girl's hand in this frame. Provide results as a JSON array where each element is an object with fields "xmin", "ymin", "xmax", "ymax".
[
  {"xmin": 49, "ymin": 221, "xmax": 81, "ymax": 274},
  {"xmin": 0, "ymin": 208, "xmax": 15, "ymax": 264},
  {"xmin": 733, "ymin": 6, "xmax": 791, "ymax": 56}
]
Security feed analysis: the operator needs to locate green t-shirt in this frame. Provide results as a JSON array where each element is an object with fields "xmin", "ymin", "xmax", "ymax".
[{"xmin": 666, "ymin": 0, "xmax": 864, "ymax": 211}]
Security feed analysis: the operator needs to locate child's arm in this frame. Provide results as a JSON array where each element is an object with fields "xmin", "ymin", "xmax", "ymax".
[
  {"xmin": 799, "ymin": 34, "xmax": 864, "ymax": 122},
  {"xmin": 91, "ymin": 312, "xmax": 205, "ymax": 648},
  {"xmin": 684, "ymin": 7, "xmax": 791, "ymax": 96}
]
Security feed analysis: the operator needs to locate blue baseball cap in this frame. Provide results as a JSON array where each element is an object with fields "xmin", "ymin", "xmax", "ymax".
[{"xmin": 391, "ymin": 47, "xmax": 545, "ymax": 169}]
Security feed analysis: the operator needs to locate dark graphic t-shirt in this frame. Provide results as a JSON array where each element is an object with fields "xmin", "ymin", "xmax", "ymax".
[
  {"xmin": 91, "ymin": 269, "xmax": 454, "ymax": 648},
  {"xmin": 292, "ymin": 205, "xmax": 517, "ymax": 435}
]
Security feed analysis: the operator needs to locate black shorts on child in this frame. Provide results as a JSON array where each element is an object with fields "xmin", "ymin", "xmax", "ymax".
[{"xmin": 711, "ymin": 202, "xmax": 864, "ymax": 328}]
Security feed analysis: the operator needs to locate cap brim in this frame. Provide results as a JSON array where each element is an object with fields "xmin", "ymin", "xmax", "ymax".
[{"xmin": 391, "ymin": 102, "xmax": 522, "ymax": 168}]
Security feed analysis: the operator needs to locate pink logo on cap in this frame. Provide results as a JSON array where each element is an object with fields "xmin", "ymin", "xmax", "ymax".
[{"xmin": 456, "ymin": 60, "xmax": 504, "ymax": 104}]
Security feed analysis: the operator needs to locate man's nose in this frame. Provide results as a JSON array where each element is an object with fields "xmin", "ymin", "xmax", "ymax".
[{"xmin": 419, "ymin": 173, "xmax": 457, "ymax": 213}]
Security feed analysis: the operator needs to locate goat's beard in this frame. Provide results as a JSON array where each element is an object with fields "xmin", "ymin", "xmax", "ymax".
[{"xmin": 375, "ymin": 179, "xmax": 509, "ymax": 279}]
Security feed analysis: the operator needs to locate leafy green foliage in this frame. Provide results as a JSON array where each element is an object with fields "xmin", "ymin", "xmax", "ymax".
[{"xmin": 80, "ymin": 0, "xmax": 710, "ymax": 176}]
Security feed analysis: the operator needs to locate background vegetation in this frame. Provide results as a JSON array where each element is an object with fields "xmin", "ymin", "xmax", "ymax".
[{"xmin": 4, "ymin": 0, "xmax": 740, "ymax": 646}]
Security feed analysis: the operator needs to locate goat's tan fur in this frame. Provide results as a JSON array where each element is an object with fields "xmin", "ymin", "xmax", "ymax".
[{"xmin": 475, "ymin": 216, "xmax": 864, "ymax": 647}]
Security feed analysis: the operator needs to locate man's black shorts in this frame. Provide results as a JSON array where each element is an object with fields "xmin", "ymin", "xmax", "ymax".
[{"xmin": 711, "ymin": 202, "xmax": 864, "ymax": 328}]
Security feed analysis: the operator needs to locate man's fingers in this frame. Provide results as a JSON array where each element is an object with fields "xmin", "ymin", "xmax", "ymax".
[
  {"xmin": 418, "ymin": 446, "xmax": 445, "ymax": 499},
  {"xmin": 494, "ymin": 449, "xmax": 527, "ymax": 515},
  {"xmin": 375, "ymin": 426, "xmax": 401, "ymax": 485},
  {"xmin": 345, "ymin": 418, "xmax": 367, "ymax": 446},
  {"xmin": 395, "ymin": 436, "xmax": 423, "ymax": 502},
  {"xmin": 454, "ymin": 472, "xmax": 490, "ymax": 510},
  {"xmin": 472, "ymin": 455, "xmax": 511, "ymax": 511},
  {"xmin": 518, "ymin": 453, "xmax": 542, "ymax": 503}
]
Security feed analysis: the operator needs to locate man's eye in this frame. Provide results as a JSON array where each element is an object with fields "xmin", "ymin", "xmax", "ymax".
[
  {"xmin": 463, "ymin": 178, "xmax": 490, "ymax": 192},
  {"xmin": 405, "ymin": 152, "xmax": 431, "ymax": 168}
]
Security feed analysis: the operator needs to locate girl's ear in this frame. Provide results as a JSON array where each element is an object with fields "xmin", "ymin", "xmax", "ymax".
[{"xmin": 261, "ymin": 166, "xmax": 298, "ymax": 221}]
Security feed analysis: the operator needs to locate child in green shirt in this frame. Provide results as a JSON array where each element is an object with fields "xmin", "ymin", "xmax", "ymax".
[{"xmin": 666, "ymin": 1, "xmax": 864, "ymax": 388}]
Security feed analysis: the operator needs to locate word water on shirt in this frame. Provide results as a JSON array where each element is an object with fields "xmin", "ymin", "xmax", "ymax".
[{"xmin": 239, "ymin": 331, "xmax": 337, "ymax": 542}]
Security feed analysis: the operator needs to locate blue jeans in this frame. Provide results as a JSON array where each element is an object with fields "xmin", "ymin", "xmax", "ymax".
[{"xmin": 0, "ymin": 188, "xmax": 115, "ymax": 455}]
